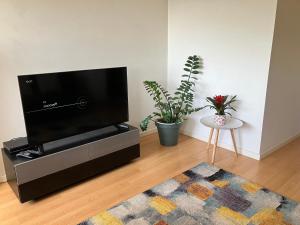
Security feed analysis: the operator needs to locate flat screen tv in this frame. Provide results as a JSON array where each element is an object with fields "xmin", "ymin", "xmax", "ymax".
[{"xmin": 18, "ymin": 67, "xmax": 129, "ymax": 147}]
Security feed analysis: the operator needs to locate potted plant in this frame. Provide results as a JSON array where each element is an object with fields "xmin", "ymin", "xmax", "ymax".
[
  {"xmin": 204, "ymin": 95, "xmax": 237, "ymax": 126},
  {"xmin": 140, "ymin": 55, "xmax": 203, "ymax": 146}
]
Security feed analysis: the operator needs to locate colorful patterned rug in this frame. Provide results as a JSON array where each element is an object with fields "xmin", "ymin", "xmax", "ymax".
[{"xmin": 79, "ymin": 162, "xmax": 300, "ymax": 225}]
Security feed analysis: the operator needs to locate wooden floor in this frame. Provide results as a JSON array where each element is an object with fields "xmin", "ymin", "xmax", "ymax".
[{"xmin": 0, "ymin": 133, "xmax": 299, "ymax": 225}]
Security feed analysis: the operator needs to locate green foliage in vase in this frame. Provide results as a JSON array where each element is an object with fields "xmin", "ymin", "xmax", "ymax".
[{"xmin": 140, "ymin": 55, "xmax": 203, "ymax": 131}]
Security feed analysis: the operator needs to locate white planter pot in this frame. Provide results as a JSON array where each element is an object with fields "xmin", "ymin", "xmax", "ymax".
[{"xmin": 214, "ymin": 115, "xmax": 227, "ymax": 126}]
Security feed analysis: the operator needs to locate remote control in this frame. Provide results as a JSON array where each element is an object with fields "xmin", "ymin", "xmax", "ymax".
[{"xmin": 16, "ymin": 151, "xmax": 34, "ymax": 159}]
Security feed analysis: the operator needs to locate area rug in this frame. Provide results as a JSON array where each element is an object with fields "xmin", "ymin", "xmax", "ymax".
[{"xmin": 78, "ymin": 162, "xmax": 300, "ymax": 225}]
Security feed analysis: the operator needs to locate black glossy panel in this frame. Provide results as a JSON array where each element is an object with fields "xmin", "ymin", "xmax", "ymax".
[{"xmin": 18, "ymin": 67, "xmax": 129, "ymax": 145}]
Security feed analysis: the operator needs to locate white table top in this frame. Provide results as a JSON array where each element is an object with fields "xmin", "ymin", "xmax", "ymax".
[{"xmin": 200, "ymin": 116, "xmax": 243, "ymax": 129}]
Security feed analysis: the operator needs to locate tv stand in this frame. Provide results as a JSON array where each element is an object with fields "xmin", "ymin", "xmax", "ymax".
[{"xmin": 2, "ymin": 125, "xmax": 140, "ymax": 203}]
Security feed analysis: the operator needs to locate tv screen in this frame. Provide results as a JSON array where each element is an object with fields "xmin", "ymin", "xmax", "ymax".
[{"xmin": 18, "ymin": 67, "xmax": 128, "ymax": 146}]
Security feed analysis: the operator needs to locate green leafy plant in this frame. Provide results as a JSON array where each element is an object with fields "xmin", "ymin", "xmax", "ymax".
[
  {"xmin": 140, "ymin": 55, "xmax": 203, "ymax": 131},
  {"xmin": 203, "ymin": 95, "xmax": 237, "ymax": 115}
]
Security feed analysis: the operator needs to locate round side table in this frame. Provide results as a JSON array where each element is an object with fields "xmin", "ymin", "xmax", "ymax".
[{"xmin": 200, "ymin": 116, "xmax": 243, "ymax": 164}]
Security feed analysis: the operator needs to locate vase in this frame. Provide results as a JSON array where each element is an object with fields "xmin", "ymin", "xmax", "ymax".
[
  {"xmin": 214, "ymin": 115, "xmax": 227, "ymax": 126},
  {"xmin": 155, "ymin": 121, "xmax": 182, "ymax": 146}
]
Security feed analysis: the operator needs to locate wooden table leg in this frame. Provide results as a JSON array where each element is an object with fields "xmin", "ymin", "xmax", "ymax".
[
  {"xmin": 207, "ymin": 128, "xmax": 214, "ymax": 151},
  {"xmin": 230, "ymin": 129, "xmax": 238, "ymax": 157},
  {"xmin": 212, "ymin": 129, "xmax": 220, "ymax": 164}
]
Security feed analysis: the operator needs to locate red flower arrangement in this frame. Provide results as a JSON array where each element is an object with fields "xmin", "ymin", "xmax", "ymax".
[
  {"xmin": 203, "ymin": 95, "xmax": 237, "ymax": 115},
  {"xmin": 214, "ymin": 95, "xmax": 225, "ymax": 105}
]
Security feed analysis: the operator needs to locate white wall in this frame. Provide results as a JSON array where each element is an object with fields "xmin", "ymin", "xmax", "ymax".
[
  {"xmin": 1, "ymin": 0, "xmax": 296, "ymax": 181},
  {"xmin": 168, "ymin": 0, "xmax": 277, "ymax": 159},
  {"xmin": 261, "ymin": 0, "xmax": 300, "ymax": 156},
  {"xmin": 0, "ymin": 0, "xmax": 168, "ymax": 180}
]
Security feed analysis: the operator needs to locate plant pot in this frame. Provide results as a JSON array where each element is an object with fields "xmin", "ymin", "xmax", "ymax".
[
  {"xmin": 155, "ymin": 121, "xmax": 182, "ymax": 146},
  {"xmin": 214, "ymin": 115, "xmax": 227, "ymax": 126}
]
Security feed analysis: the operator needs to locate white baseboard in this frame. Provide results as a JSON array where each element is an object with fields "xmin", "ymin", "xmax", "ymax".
[
  {"xmin": 260, "ymin": 132, "xmax": 300, "ymax": 159},
  {"xmin": 0, "ymin": 174, "xmax": 7, "ymax": 183},
  {"xmin": 181, "ymin": 129, "xmax": 261, "ymax": 160},
  {"xmin": 216, "ymin": 141, "xmax": 261, "ymax": 160},
  {"xmin": 140, "ymin": 127, "xmax": 157, "ymax": 137}
]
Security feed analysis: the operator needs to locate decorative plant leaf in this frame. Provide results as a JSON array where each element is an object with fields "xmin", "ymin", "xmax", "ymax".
[
  {"xmin": 203, "ymin": 95, "xmax": 237, "ymax": 116},
  {"xmin": 140, "ymin": 115, "xmax": 153, "ymax": 131},
  {"xmin": 140, "ymin": 55, "xmax": 204, "ymax": 130}
]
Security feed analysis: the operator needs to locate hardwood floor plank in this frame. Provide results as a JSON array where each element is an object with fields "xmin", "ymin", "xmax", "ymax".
[{"xmin": 0, "ymin": 133, "xmax": 299, "ymax": 225}]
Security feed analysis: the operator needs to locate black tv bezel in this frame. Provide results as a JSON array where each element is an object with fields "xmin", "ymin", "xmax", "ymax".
[{"xmin": 18, "ymin": 67, "xmax": 129, "ymax": 148}]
